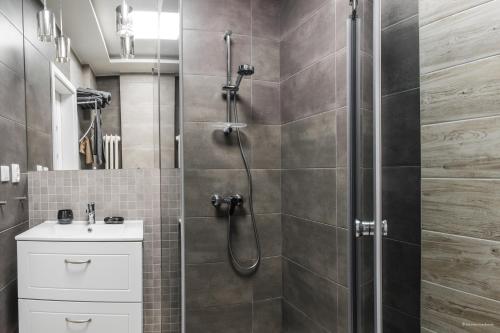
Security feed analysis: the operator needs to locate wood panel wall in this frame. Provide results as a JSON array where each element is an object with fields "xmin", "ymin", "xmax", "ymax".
[{"xmin": 420, "ymin": 0, "xmax": 500, "ymax": 331}]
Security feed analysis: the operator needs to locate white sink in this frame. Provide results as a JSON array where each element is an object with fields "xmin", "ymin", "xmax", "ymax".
[{"xmin": 15, "ymin": 220, "xmax": 143, "ymax": 242}]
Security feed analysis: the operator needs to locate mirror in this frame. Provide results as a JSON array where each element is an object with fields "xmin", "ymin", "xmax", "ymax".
[{"xmin": 38, "ymin": 0, "xmax": 180, "ymax": 170}]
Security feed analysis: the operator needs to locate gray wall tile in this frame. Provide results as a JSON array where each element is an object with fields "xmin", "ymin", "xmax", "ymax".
[
  {"xmin": 24, "ymin": 40, "xmax": 52, "ymax": 135},
  {"xmin": 335, "ymin": 0, "xmax": 348, "ymax": 51},
  {"xmin": 282, "ymin": 300, "xmax": 330, "ymax": 333},
  {"xmin": 250, "ymin": 125, "xmax": 281, "ymax": 169},
  {"xmin": 0, "ymin": 117, "xmax": 27, "ymax": 171},
  {"xmin": 183, "ymin": 0, "xmax": 251, "ymax": 34},
  {"xmin": 381, "ymin": 15, "xmax": 419, "ymax": 95},
  {"xmin": 0, "ymin": 13, "xmax": 24, "ymax": 74},
  {"xmin": 186, "ymin": 261, "xmax": 253, "ymax": 308},
  {"xmin": 0, "ymin": 0, "xmax": 22, "ymax": 30},
  {"xmin": 252, "ymin": 38, "xmax": 280, "ymax": 82},
  {"xmin": 382, "ymin": 89, "xmax": 420, "ymax": 166},
  {"xmin": 280, "ymin": 2, "xmax": 334, "ymax": 80},
  {"xmin": 283, "ymin": 259, "xmax": 338, "ymax": 332},
  {"xmin": 282, "ymin": 169, "xmax": 336, "ymax": 225},
  {"xmin": 252, "ymin": 0, "xmax": 281, "ymax": 41},
  {"xmin": 382, "ymin": 0, "xmax": 418, "ymax": 28},
  {"xmin": 280, "ymin": 55, "xmax": 336, "ymax": 123},
  {"xmin": 282, "ymin": 111, "xmax": 336, "ymax": 169},
  {"xmin": 186, "ymin": 303, "xmax": 252, "ymax": 333},
  {"xmin": 185, "ymin": 214, "xmax": 281, "ymax": 264},
  {"xmin": 280, "ymin": 0, "xmax": 329, "ymax": 38},
  {"xmin": 253, "ymin": 257, "xmax": 282, "ymax": 301},
  {"xmin": 0, "ymin": 223, "xmax": 28, "ymax": 288},
  {"xmin": 0, "ymin": 280, "xmax": 18, "ymax": 333},
  {"xmin": 184, "ymin": 75, "xmax": 251, "ymax": 124},
  {"xmin": 183, "ymin": 30, "xmax": 251, "ymax": 77},
  {"xmin": 282, "ymin": 214, "xmax": 338, "ymax": 281},
  {"xmin": 183, "ymin": 123, "xmax": 251, "ymax": 170},
  {"xmin": 253, "ymin": 299, "xmax": 282, "ymax": 333},
  {"xmin": 27, "ymin": 129, "xmax": 52, "ymax": 172},
  {"xmin": 252, "ymin": 80, "xmax": 280, "ymax": 125}
]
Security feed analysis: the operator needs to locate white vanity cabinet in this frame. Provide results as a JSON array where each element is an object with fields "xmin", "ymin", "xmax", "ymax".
[{"xmin": 16, "ymin": 220, "xmax": 144, "ymax": 333}]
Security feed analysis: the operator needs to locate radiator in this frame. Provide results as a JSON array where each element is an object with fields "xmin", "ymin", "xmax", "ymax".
[{"xmin": 103, "ymin": 135, "xmax": 121, "ymax": 169}]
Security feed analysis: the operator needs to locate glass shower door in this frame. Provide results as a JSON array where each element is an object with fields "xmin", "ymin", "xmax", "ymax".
[{"xmin": 348, "ymin": 0, "xmax": 383, "ymax": 332}]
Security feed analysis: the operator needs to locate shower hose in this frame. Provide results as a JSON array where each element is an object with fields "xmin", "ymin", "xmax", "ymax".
[{"xmin": 227, "ymin": 94, "xmax": 261, "ymax": 276}]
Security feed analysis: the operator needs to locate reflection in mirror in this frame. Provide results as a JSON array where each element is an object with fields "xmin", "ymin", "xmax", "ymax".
[{"xmin": 41, "ymin": 0, "xmax": 179, "ymax": 170}]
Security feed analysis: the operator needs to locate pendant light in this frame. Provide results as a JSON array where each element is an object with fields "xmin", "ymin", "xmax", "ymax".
[
  {"xmin": 120, "ymin": 35, "xmax": 135, "ymax": 59},
  {"xmin": 116, "ymin": 0, "xmax": 134, "ymax": 37},
  {"xmin": 37, "ymin": 0, "xmax": 56, "ymax": 42},
  {"xmin": 55, "ymin": 0, "xmax": 71, "ymax": 63}
]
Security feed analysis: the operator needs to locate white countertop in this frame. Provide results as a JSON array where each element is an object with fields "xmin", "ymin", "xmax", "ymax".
[{"xmin": 15, "ymin": 220, "xmax": 144, "ymax": 242}]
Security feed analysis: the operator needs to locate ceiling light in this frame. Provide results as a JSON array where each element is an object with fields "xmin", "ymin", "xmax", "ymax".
[
  {"xmin": 55, "ymin": 0, "xmax": 70, "ymax": 63},
  {"xmin": 37, "ymin": 0, "xmax": 56, "ymax": 42},
  {"xmin": 116, "ymin": 0, "xmax": 134, "ymax": 37},
  {"xmin": 133, "ymin": 11, "xmax": 179, "ymax": 40},
  {"xmin": 120, "ymin": 35, "xmax": 135, "ymax": 59}
]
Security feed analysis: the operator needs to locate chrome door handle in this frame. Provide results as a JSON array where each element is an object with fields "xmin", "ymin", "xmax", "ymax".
[
  {"xmin": 64, "ymin": 259, "xmax": 92, "ymax": 264},
  {"xmin": 65, "ymin": 318, "xmax": 92, "ymax": 324}
]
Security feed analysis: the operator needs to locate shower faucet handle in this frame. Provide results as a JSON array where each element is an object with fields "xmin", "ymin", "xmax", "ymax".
[
  {"xmin": 211, "ymin": 194, "xmax": 223, "ymax": 207},
  {"xmin": 211, "ymin": 194, "xmax": 243, "ymax": 208}
]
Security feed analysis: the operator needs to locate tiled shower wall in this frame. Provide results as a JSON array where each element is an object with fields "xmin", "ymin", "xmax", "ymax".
[
  {"xmin": 420, "ymin": 0, "xmax": 500, "ymax": 331},
  {"xmin": 280, "ymin": 0, "xmax": 349, "ymax": 332},
  {"xmin": 182, "ymin": 0, "xmax": 283, "ymax": 331},
  {"xmin": 28, "ymin": 169, "xmax": 181, "ymax": 333},
  {"xmin": 381, "ymin": 0, "xmax": 421, "ymax": 331}
]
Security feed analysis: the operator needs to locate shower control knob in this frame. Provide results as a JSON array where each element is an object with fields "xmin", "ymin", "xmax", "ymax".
[
  {"xmin": 230, "ymin": 194, "xmax": 243, "ymax": 206},
  {"xmin": 211, "ymin": 194, "xmax": 223, "ymax": 207}
]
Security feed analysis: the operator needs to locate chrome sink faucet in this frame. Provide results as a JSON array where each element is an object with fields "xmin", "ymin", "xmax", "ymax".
[{"xmin": 86, "ymin": 202, "xmax": 96, "ymax": 225}]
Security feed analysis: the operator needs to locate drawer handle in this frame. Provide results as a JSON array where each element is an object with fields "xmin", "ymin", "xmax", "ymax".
[
  {"xmin": 65, "ymin": 318, "xmax": 92, "ymax": 324},
  {"xmin": 64, "ymin": 259, "xmax": 92, "ymax": 265}
]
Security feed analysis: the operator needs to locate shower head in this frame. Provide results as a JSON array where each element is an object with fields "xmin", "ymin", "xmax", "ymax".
[
  {"xmin": 238, "ymin": 64, "xmax": 255, "ymax": 76},
  {"xmin": 234, "ymin": 64, "xmax": 255, "ymax": 89}
]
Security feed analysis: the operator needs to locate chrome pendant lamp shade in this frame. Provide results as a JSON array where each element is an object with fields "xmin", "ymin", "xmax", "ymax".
[
  {"xmin": 120, "ymin": 35, "xmax": 135, "ymax": 59},
  {"xmin": 116, "ymin": 0, "xmax": 134, "ymax": 58},
  {"xmin": 116, "ymin": 0, "xmax": 134, "ymax": 37},
  {"xmin": 55, "ymin": 35, "xmax": 71, "ymax": 63},
  {"xmin": 55, "ymin": 0, "xmax": 70, "ymax": 63},
  {"xmin": 37, "ymin": 0, "xmax": 56, "ymax": 42}
]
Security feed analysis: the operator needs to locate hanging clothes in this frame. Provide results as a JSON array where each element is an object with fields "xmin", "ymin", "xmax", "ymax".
[
  {"xmin": 79, "ymin": 136, "xmax": 93, "ymax": 165},
  {"xmin": 94, "ymin": 108, "xmax": 105, "ymax": 166}
]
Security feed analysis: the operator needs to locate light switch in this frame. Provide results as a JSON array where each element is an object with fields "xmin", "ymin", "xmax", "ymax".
[
  {"xmin": 1, "ymin": 165, "xmax": 10, "ymax": 182},
  {"xmin": 11, "ymin": 164, "xmax": 20, "ymax": 183}
]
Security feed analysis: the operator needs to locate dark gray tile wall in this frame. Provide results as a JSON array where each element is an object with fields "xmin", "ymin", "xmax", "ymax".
[
  {"xmin": 280, "ymin": 0, "xmax": 348, "ymax": 332},
  {"xmin": 420, "ymin": 1, "xmax": 500, "ymax": 331},
  {"xmin": 0, "ymin": 1, "xmax": 40, "ymax": 331},
  {"xmin": 95, "ymin": 76, "xmax": 122, "ymax": 136},
  {"xmin": 182, "ymin": 0, "xmax": 282, "ymax": 331},
  {"xmin": 381, "ymin": 0, "xmax": 420, "ymax": 331}
]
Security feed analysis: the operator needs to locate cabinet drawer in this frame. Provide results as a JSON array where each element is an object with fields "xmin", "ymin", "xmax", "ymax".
[
  {"xmin": 19, "ymin": 299, "xmax": 142, "ymax": 333},
  {"xmin": 18, "ymin": 241, "xmax": 142, "ymax": 302}
]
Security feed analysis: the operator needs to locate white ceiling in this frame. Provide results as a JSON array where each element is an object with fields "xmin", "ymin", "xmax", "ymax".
[{"xmin": 46, "ymin": 0, "xmax": 179, "ymax": 76}]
